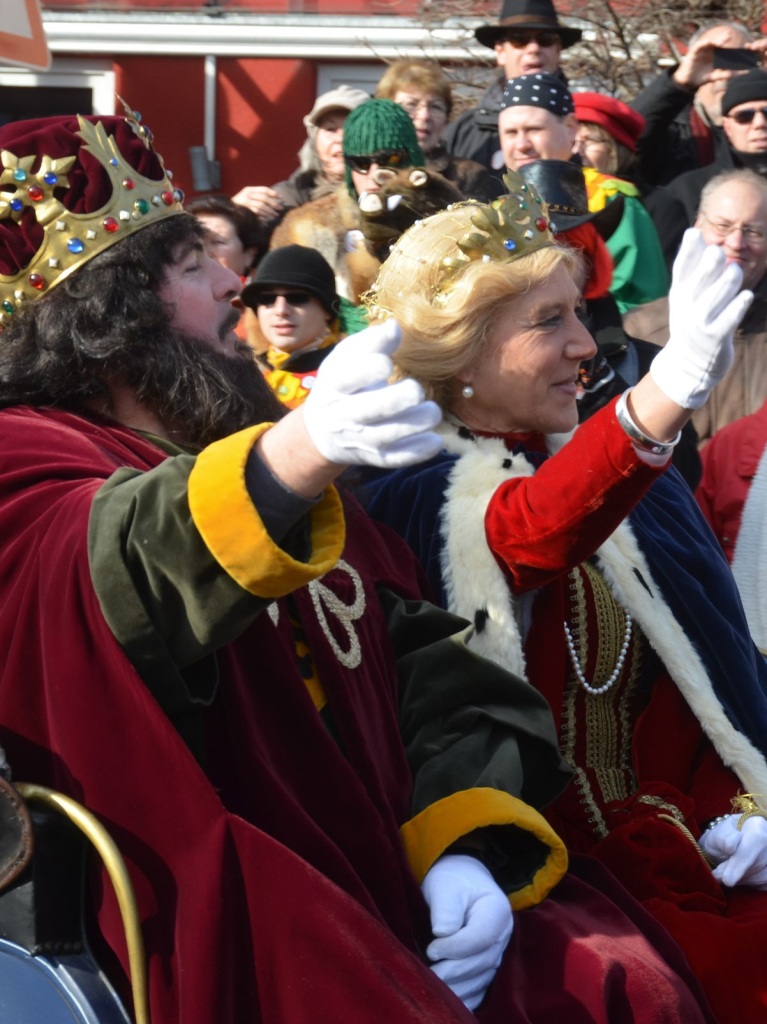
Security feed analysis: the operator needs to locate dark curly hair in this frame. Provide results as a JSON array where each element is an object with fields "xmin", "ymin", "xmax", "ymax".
[
  {"xmin": 0, "ymin": 215, "xmax": 201, "ymax": 409},
  {"xmin": 0, "ymin": 214, "xmax": 285, "ymax": 444}
]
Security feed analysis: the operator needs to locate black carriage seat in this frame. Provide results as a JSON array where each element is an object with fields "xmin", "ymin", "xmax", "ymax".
[{"xmin": 0, "ymin": 777, "xmax": 148, "ymax": 1024}]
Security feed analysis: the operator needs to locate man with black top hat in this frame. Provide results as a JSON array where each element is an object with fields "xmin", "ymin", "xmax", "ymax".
[
  {"xmin": 442, "ymin": 0, "xmax": 581, "ymax": 181},
  {"xmin": 647, "ymin": 69, "xmax": 767, "ymax": 273}
]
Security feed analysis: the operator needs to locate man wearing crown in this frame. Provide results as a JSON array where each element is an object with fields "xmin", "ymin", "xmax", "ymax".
[{"xmin": 0, "ymin": 111, "xmax": 715, "ymax": 1024}]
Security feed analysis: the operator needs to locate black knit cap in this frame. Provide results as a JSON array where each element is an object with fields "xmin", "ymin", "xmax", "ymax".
[
  {"xmin": 722, "ymin": 69, "xmax": 767, "ymax": 117},
  {"xmin": 240, "ymin": 245, "xmax": 337, "ymax": 316}
]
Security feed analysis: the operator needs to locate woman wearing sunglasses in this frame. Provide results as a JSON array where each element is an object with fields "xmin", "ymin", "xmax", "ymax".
[{"xmin": 240, "ymin": 245, "xmax": 344, "ymax": 408}]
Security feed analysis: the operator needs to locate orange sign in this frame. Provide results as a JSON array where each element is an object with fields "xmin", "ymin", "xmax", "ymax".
[{"xmin": 0, "ymin": 0, "xmax": 50, "ymax": 70}]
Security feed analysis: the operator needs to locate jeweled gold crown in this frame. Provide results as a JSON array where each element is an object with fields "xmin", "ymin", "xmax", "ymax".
[
  {"xmin": 440, "ymin": 169, "xmax": 553, "ymax": 281},
  {"xmin": 365, "ymin": 167, "xmax": 554, "ymax": 315},
  {"xmin": 0, "ymin": 108, "xmax": 184, "ymax": 327}
]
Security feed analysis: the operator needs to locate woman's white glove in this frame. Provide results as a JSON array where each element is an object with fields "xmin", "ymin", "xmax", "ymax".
[
  {"xmin": 699, "ymin": 814, "xmax": 767, "ymax": 888},
  {"xmin": 650, "ymin": 228, "xmax": 754, "ymax": 409},
  {"xmin": 421, "ymin": 854, "xmax": 513, "ymax": 1011},
  {"xmin": 301, "ymin": 320, "xmax": 442, "ymax": 468}
]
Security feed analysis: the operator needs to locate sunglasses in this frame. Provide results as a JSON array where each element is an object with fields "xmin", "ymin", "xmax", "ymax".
[
  {"xmin": 345, "ymin": 149, "xmax": 410, "ymax": 173},
  {"xmin": 256, "ymin": 291, "xmax": 313, "ymax": 308},
  {"xmin": 728, "ymin": 106, "xmax": 767, "ymax": 125},
  {"xmin": 501, "ymin": 30, "xmax": 560, "ymax": 48}
]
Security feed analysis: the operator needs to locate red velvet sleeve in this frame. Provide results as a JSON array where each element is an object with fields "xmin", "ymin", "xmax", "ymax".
[{"xmin": 485, "ymin": 399, "xmax": 667, "ymax": 593}]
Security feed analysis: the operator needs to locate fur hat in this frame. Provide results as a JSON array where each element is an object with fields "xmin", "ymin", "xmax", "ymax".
[
  {"xmin": 240, "ymin": 244, "xmax": 337, "ymax": 316},
  {"xmin": 303, "ymin": 85, "xmax": 370, "ymax": 130},
  {"xmin": 475, "ymin": 0, "xmax": 582, "ymax": 51},
  {"xmin": 342, "ymin": 100, "xmax": 425, "ymax": 194},
  {"xmin": 501, "ymin": 73, "xmax": 575, "ymax": 117},
  {"xmin": 573, "ymin": 92, "xmax": 645, "ymax": 152},
  {"xmin": 722, "ymin": 69, "xmax": 767, "ymax": 117}
]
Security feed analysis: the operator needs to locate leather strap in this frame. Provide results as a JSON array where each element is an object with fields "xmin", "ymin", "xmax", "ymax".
[{"xmin": 0, "ymin": 774, "xmax": 34, "ymax": 890}]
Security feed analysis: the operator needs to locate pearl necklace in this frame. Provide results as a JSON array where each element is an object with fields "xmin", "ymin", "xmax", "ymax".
[{"xmin": 563, "ymin": 613, "xmax": 633, "ymax": 696}]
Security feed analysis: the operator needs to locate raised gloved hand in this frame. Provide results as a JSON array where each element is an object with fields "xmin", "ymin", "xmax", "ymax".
[
  {"xmin": 699, "ymin": 814, "xmax": 767, "ymax": 888},
  {"xmin": 421, "ymin": 854, "xmax": 513, "ymax": 1011},
  {"xmin": 650, "ymin": 228, "xmax": 754, "ymax": 410},
  {"xmin": 301, "ymin": 319, "xmax": 442, "ymax": 469}
]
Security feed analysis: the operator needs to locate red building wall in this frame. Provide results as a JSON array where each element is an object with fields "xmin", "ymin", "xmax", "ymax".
[{"xmin": 114, "ymin": 54, "xmax": 324, "ymax": 199}]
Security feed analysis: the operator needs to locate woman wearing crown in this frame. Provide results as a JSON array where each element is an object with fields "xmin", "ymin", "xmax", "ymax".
[{"xmin": 359, "ymin": 175, "xmax": 767, "ymax": 1023}]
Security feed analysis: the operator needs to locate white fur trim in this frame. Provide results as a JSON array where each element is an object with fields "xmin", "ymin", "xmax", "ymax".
[
  {"xmin": 732, "ymin": 445, "xmax": 767, "ymax": 654},
  {"xmin": 437, "ymin": 425, "xmax": 767, "ymax": 795}
]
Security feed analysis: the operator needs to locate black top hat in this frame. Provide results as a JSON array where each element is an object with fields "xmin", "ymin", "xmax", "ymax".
[
  {"xmin": 475, "ymin": 0, "xmax": 582, "ymax": 50},
  {"xmin": 517, "ymin": 160, "xmax": 624, "ymax": 240}
]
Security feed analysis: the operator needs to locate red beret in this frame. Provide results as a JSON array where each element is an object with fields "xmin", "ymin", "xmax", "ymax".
[{"xmin": 572, "ymin": 92, "xmax": 645, "ymax": 153}]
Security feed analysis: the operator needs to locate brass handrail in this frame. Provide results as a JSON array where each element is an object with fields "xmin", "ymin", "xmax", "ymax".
[{"xmin": 15, "ymin": 783, "xmax": 150, "ymax": 1024}]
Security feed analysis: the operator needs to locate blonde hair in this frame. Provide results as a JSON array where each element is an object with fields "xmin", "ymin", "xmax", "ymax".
[{"xmin": 366, "ymin": 203, "xmax": 582, "ymax": 408}]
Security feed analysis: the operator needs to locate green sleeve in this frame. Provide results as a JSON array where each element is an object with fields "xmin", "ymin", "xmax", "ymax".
[
  {"xmin": 88, "ymin": 426, "xmax": 345, "ymax": 719},
  {"xmin": 607, "ymin": 195, "xmax": 669, "ymax": 314},
  {"xmin": 378, "ymin": 588, "xmax": 571, "ymax": 908}
]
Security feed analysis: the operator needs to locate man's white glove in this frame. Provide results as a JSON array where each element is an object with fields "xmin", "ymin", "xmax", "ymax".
[
  {"xmin": 650, "ymin": 228, "xmax": 754, "ymax": 409},
  {"xmin": 699, "ymin": 814, "xmax": 767, "ymax": 888},
  {"xmin": 301, "ymin": 319, "xmax": 442, "ymax": 469},
  {"xmin": 421, "ymin": 854, "xmax": 513, "ymax": 1011}
]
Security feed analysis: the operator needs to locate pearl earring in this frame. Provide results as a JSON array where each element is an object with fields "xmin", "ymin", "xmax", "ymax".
[{"xmin": 461, "ymin": 384, "xmax": 474, "ymax": 399}]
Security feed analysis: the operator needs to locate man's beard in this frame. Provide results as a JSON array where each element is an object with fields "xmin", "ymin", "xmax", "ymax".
[{"xmin": 124, "ymin": 316, "xmax": 287, "ymax": 448}]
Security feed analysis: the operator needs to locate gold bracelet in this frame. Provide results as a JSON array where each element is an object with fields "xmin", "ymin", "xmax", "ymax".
[{"xmin": 731, "ymin": 793, "xmax": 767, "ymax": 831}]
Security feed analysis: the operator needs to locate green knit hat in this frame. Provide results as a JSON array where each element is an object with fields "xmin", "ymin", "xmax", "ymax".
[{"xmin": 343, "ymin": 99, "xmax": 425, "ymax": 194}]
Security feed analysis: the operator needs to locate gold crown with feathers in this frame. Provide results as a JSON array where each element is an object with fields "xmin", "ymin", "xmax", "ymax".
[
  {"xmin": 0, "ymin": 106, "xmax": 185, "ymax": 327},
  {"xmin": 365, "ymin": 167, "xmax": 555, "ymax": 315}
]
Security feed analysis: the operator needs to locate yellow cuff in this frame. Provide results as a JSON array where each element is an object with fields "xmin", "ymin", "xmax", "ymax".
[
  {"xmin": 188, "ymin": 423, "xmax": 345, "ymax": 597},
  {"xmin": 401, "ymin": 788, "xmax": 568, "ymax": 910}
]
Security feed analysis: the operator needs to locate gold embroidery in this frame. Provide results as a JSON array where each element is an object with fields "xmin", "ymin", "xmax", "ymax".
[{"xmin": 560, "ymin": 562, "xmax": 643, "ymax": 839}]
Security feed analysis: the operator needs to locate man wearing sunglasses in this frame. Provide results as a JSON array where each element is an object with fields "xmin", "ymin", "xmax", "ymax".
[
  {"xmin": 270, "ymin": 100, "xmax": 426, "ymax": 329},
  {"xmin": 647, "ymin": 69, "xmax": 767, "ymax": 274},
  {"xmin": 441, "ymin": 0, "xmax": 581, "ymax": 181},
  {"xmin": 241, "ymin": 244, "xmax": 347, "ymax": 408}
]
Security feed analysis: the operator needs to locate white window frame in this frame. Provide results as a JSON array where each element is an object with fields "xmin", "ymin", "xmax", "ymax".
[{"xmin": 0, "ymin": 56, "xmax": 115, "ymax": 114}]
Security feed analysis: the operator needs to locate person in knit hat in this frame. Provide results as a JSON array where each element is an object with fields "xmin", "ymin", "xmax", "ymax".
[
  {"xmin": 271, "ymin": 98, "xmax": 449, "ymax": 330},
  {"xmin": 341, "ymin": 98, "xmax": 424, "ymax": 197},
  {"xmin": 241, "ymin": 244, "xmax": 346, "ymax": 408}
]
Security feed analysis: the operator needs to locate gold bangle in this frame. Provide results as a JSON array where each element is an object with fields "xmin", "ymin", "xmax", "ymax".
[{"xmin": 731, "ymin": 793, "xmax": 767, "ymax": 831}]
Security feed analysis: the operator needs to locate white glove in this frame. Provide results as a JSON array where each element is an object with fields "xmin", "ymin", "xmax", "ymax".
[
  {"xmin": 301, "ymin": 319, "xmax": 442, "ymax": 469},
  {"xmin": 699, "ymin": 814, "xmax": 767, "ymax": 888},
  {"xmin": 650, "ymin": 228, "xmax": 754, "ymax": 409},
  {"xmin": 421, "ymin": 854, "xmax": 513, "ymax": 1011}
]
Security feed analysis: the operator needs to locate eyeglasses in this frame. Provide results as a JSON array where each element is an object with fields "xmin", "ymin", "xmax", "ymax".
[
  {"xmin": 699, "ymin": 212, "xmax": 767, "ymax": 243},
  {"xmin": 727, "ymin": 106, "xmax": 767, "ymax": 125},
  {"xmin": 398, "ymin": 99, "xmax": 448, "ymax": 118},
  {"xmin": 345, "ymin": 149, "xmax": 410, "ymax": 173},
  {"xmin": 500, "ymin": 30, "xmax": 560, "ymax": 48},
  {"xmin": 256, "ymin": 291, "xmax": 314, "ymax": 307}
]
